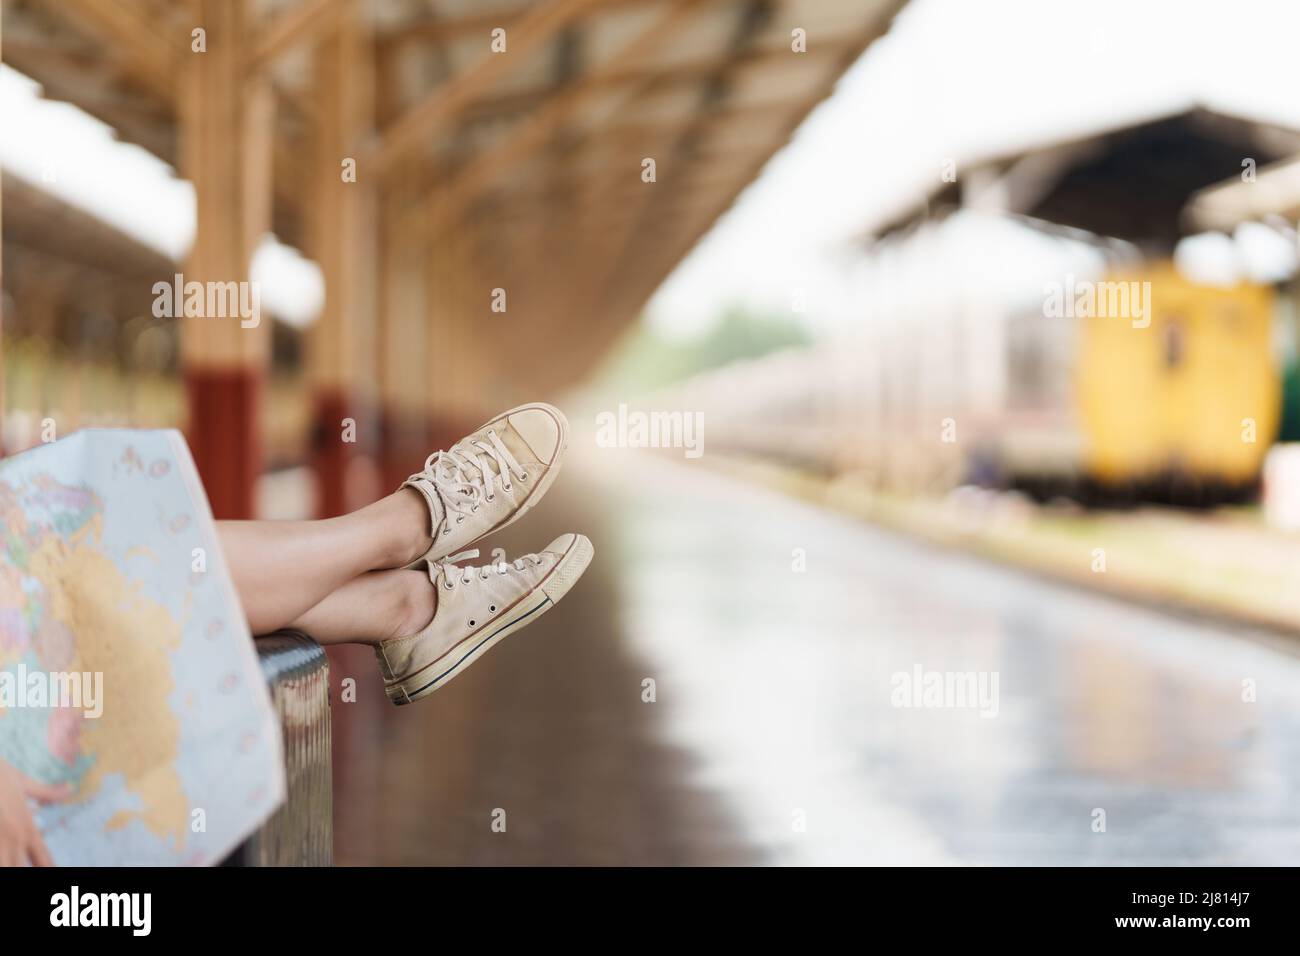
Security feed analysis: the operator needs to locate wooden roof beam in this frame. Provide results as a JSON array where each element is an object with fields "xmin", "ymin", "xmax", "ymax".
[
  {"xmin": 411, "ymin": 0, "xmax": 709, "ymax": 238},
  {"xmin": 517, "ymin": 5, "xmax": 910, "ymax": 369},
  {"xmin": 450, "ymin": 38, "xmax": 858, "ymax": 128},
  {"xmin": 443, "ymin": 90, "xmax": 833, "ymax": 223},
  {"xmin": 253, "ymin": 0, "xmax": 346, "ymax": 70},
  {"xmin": 369, "ymin": 0, "xmax": 601, "ymax": 177},
  {"xmin": 378, "ymin": 0, "xmax": 660, "ymax": 49},
  {"xmin": 576, "ymin": 0, "xmax": 773, "ymax": 313},
  {"xmin": 44, "ymin": 0, "xmax": 179, "ymax": 97}
]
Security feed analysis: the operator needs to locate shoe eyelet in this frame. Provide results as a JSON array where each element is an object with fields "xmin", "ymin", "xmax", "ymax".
[
  {"xmin": 442, "ymin": 527, "xmax": 451, "ymax": 536},
  {"xmin": 456, "ymin": 516, "xmax": 464, "ymax": 524},
  {"xmin": 442, "ymin": 581, "xmax": 454, "ymax": 591},
  {"xmin": 486, "ymin": 494, "xmax": 495, "ymax": 502},
  {"xmin": 489, "ymin": 604, "xmax": 496, "ymax": 612},
  {"xmin": 471, "ymin": 505, "xmax": 478, "ymax": 513},
  {"xmin": 468, "ymin": 619, "xmax": 475, "ymax": 627},
  {"xmin": 520, "ymin": 473, "xmax": 528, "ymax": 482},
  {"xmin": 503, "ymin": 484, "xmax": 512, "ymax": 492}
]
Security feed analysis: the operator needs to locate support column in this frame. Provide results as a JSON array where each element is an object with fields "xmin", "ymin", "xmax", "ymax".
[
  {"xmin": 377, "ymin": 182, "xmax": 430, "ymax": 490},
  {"xmin": 307, "ymin": 2, "xmax": 377, "ymax": 516},
  {"xmin": 424, "ymin": 215, "xmax": 479, "ymax": 450},
  {"xmin": 180, "ymin": 0, "xmax": 273, "ymax": 518}
]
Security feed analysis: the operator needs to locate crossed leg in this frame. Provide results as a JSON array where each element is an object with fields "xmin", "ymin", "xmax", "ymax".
[
  {"xmin": 216, "ymin": 488, "xmax": 434, "ymax": 644},
  {"xmin": 285, "ymin": 570, "xmax": 433, "ymax": 647}
]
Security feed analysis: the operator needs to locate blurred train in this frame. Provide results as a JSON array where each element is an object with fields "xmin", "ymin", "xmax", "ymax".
[{"xmin": 673, "ymin": 256, "xmax": 1282, "ymax": 507}]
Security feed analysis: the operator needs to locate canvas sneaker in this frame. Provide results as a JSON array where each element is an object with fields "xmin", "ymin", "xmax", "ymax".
[
  {"xmin": 403, "ymin": 403, "xmax": 568, "ymax": 567},
  {"xmin": 376, "ymin": 533, "xmax": 594, "ymax": 705}
]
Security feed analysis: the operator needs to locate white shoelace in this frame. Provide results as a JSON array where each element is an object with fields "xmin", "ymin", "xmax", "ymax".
[
  {"xmin": 413, "ymin": 430, "xmax": 528, "ymax": 533},
  {"xmin": 435, "ymin": 549, "xmax": 544, "ymax": 590}
]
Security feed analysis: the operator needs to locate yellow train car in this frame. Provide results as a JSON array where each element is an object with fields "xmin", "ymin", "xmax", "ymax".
[
  {"xmin": 670, "ymin": 257, "xmax": 1280, "ymax": 508},
  {"xmin": 1076, "ymin": 261, "xmax": 1278, "ymax": 497}
]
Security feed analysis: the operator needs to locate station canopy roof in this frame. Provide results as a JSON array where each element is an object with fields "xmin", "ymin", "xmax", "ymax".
[
  {"xmin": 2, "ymin": 0, "xmax": 906, "ymax": 329},
  {"xmin": 868, "ymin": 107, "xmax": 1300, "ymax": 249}
]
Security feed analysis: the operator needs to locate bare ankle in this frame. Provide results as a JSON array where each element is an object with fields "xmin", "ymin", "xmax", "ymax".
[
  {"xmin": 358, "ymin": 488, "xmax": 432, "ymax": 569},
  {"xmin": 394, "ymin": 488, "xmax": 434, "ymax": 566},
  {"xmin": 388, "ymin": 570, "xmax": 436, "ymax": 642}
]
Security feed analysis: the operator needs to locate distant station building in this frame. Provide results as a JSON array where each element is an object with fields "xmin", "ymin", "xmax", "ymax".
[{"xmin": 870, "ymin": 107, "xmax": 1300, "ymax": 249}]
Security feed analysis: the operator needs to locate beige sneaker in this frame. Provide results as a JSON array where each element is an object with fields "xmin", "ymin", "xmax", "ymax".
[
  {"xmin": 376, "ymin": 533, "xmax": 594, "ymax": 705},
  {"xmin": 403, "ymin": 403, "xmax": 568, "ymax": 567}
]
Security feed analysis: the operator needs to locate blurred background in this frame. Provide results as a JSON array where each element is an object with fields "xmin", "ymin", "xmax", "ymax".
[{"xmin": 5, "ymin": 0, "xmax": 1300, "ymax": 864}]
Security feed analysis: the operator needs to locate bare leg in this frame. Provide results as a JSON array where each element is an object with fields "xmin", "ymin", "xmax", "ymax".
[
  {"xmin": 286, "ymin": 570, "xmax": 434, "ymax": 647},
  {"xmin": 217, "ymin": 489, "xmax": 431, "ymax": 635}
]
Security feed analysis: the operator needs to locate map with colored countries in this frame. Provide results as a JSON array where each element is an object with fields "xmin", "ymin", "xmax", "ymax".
[{"xmin": 0, "ymin": 429, "xmax": 283, "ymax": 864}]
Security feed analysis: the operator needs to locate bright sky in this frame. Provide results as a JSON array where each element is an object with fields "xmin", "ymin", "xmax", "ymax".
[{"xmin": 647, "ymin": 0, "xmax": 1300, "ymax": 339}]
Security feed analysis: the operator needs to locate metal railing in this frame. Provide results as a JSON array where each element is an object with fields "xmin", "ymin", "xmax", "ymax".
[{"xmin": 223, "ymin": 632, "xmax": 333, "ymax": 866}]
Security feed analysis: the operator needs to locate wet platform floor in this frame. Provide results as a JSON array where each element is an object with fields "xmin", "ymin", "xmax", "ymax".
[{"xmin": 330, "ymin": 453, "xmax": 1300, "ymax": 865}]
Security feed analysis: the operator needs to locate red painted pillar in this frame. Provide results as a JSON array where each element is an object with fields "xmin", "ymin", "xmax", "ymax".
[
  {"xmin": 310, "ymin": 390, "xmax": 351, "ymax": 518},
  {"xmin": 377, "ymin": 405, "xmax": 420, "ymax": 493},
  {"xmin": 185, "ymin": 370, "xmax": 262, "ymax": 519}
]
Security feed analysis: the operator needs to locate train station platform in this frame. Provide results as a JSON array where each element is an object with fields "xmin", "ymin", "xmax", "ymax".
[
  {"xmin": 717, "ymin": 456, "xmax": 1300, "ymax": 640},
  {"xmin": 326, "ymin": 449, "xmax": 1300, "ymax": 865}
]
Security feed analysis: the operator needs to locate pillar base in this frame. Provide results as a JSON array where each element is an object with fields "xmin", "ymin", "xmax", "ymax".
[
  {"xmin": 185, "ymin": 368, "xmax": 263, "ymax": 520},
  {"xmin": 310, "ymin": 390, "xmax": 355, "ymax": 519}
]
